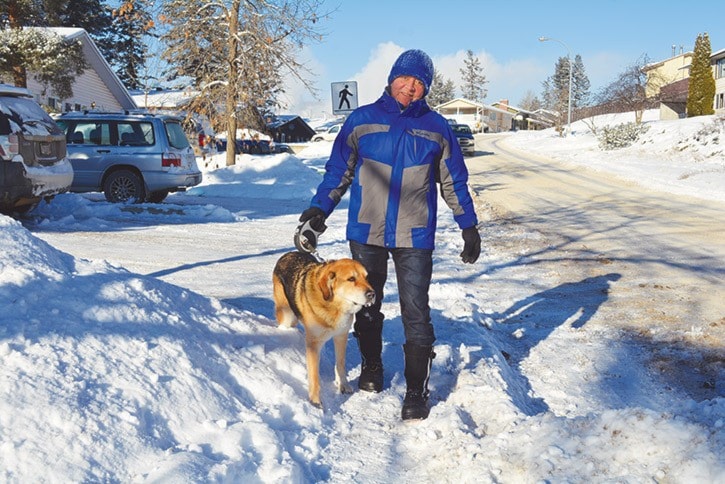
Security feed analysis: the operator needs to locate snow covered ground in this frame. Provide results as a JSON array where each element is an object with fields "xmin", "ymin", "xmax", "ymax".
[{"xmin": 1, "ymin": 111, "xmax": 723, "ymax": 482}]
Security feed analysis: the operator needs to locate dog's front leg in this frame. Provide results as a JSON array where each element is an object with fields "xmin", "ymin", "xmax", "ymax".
[
  {"xmin": 305, "ymin": 338, "xmax": 323, "ymax": 407},
  {"xmin": 333, "ymin": 333, "xmax": 353, "ymax": 394}
]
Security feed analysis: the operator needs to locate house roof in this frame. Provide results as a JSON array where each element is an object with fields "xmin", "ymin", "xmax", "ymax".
[
  {"xmin": 45, "ymin": 27, "xmax": 136, "ymax": 110},
  {"xmin": 130, "ymin": 89, "xmax": 198, "ymax": 110},
  {"xmin": 711, "ymin": 48, "xmax": 725, "ymax": 61},
  {"xmin": 434, "ymin": 98, "xmax": 484, "ymax": 110}
]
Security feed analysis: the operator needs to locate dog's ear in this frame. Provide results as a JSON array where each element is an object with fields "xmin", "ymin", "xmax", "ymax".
[{"xmin": 319, "ymin": 268, "xmax": 335, "ymax": 301}]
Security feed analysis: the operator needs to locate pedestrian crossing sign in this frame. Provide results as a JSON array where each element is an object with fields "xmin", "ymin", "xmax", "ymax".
[{"xmin": 331, "ymin": 81, "xmax": 358, "ymax": 115}]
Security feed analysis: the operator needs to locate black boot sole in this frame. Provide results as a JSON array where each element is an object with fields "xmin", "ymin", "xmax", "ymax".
[{"xmin": 358, "ymin": 381, "xmax": 383, "ymax": 392}]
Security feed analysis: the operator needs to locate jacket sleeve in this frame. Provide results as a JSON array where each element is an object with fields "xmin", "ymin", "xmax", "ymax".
[
  {"xmin": 310, "ymin": 120, "xmax": 358, "ymax": 216},
  {"xmin": 438, "ymin": 127, "xmax": 479, "ymax": 230}
]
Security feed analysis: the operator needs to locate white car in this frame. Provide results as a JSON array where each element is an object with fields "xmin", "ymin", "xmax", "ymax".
[{"xmin": 311, "ymin": 124, "xmax": 342, "ymax": 142}]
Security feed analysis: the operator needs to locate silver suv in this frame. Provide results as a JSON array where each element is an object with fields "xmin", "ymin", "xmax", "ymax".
[
  {"xmin": 55, "ymin": 111, "xmax": 202, "ymax": 203},
  {"xmin": 0, "ymin": 84, "xmax": 74, "ymax": 214}
]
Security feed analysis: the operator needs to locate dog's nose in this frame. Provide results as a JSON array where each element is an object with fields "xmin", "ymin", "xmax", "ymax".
[{"xmin": 365, "ymin": 289, "xmax": 376, "ymax": 306}]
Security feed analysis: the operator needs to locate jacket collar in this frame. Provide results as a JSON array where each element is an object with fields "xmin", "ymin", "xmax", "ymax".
[{"xmin": 378, "ymin": 89, "xmax": 430, "ymax": 117}]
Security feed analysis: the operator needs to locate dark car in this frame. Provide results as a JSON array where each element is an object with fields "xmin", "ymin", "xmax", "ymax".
[
  {"xmin": 451, "ymin": 123, "xmax": 475, "ymax": 157},
  {"xmin": 0, "ymin": 84, "xmax": 74, "ymax": 214},
  {"xmin": 217, "ymin": 137, "xmax": 293, "ymax": 155},
  {"xmin": 55, "ymin": 111, "xmax": 202, "ymax": 203}
]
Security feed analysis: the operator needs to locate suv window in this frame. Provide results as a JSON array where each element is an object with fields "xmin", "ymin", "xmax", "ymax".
[
  {"xmin": 118, "ymin": 122, "xmax": 154, "ymax": 146},
  {"xmin": 59, "ymin": 120, "xmax": 156, "ymax": 147},
  {"xmin": 165, "ymin": 121, "xmax": 190, "ymax": 150}
]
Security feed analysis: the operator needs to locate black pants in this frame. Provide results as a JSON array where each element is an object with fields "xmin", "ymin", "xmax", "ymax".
[{"xmin": 350, "ymin": 241, "xmax": 435, "ymax": 346}]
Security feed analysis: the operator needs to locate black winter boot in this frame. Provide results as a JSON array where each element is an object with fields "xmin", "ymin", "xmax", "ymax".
[
  {"xmin": 354, "ymin": 330, "xmax": 383, "ymax": 392},
  {"xmin": 401, "ymin": 344, "xmax": 435, "ymax": 421}
]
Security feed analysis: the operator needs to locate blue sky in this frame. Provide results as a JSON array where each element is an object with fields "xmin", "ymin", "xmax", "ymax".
[{"xmin": 283, "ymin": 0, "xmax": 724, "ymax": 118}]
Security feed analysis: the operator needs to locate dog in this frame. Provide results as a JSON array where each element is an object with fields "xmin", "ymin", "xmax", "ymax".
[{"xmin": 273, "ymin": 251, "xmax": 375, "ymax": 407}]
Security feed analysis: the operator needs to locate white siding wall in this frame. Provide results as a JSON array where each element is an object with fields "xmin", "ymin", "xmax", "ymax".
[{"xmin": 27, "ymin": 67, "xmax": 123, "ymax": 112}]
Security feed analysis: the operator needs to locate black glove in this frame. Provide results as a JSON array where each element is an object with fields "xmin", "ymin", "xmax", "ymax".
[
  {"xmin": 460, "ymin": 226, "xmax": 481, "ymax": 264},
  {"xmin": 299, "ymin": 206, "xmax": 327, "ymax": 233}
]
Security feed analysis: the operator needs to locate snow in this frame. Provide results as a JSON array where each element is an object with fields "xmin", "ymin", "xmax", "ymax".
[{"xmin": 1, "ymin": 111, "xmax": 723, "ymax": 482}]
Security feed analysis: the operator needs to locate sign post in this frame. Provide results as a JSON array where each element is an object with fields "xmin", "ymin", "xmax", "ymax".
[{"xmin": 331, "ymin": 81, "xmax": 358, "ymax": 116}]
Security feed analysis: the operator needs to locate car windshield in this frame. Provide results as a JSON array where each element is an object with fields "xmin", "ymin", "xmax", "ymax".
[
  {"xmin": 0, "ymin": 96, "xmax": 59, "ymax": 136},
  {"xmin": 165, "ymin": 120, "xmax": 190, "ymax": 149},
  {"xmin": 453, "ymin": 125, "xmax": 472, "ymax": 134}
]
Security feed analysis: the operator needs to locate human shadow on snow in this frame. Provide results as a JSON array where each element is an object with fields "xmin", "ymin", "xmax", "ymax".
[{"xmin": 433, "ymin": 273, "xmax": 622, "ymax": 417}]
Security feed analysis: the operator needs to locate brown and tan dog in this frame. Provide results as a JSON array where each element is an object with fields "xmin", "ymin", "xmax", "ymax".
[{"xmin": 273, "ymin": 251, "xmax": 375, "ymax": 407}]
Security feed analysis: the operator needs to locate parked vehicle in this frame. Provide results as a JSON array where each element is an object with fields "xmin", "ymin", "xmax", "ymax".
[
  {"xmin": 55, "ymin": 111, "xmax": 202, "ymax": 203},
  {"xmin": 451, "ymin": 123, "xmax": 476, "ymax": 156},
  {"xmin": 177, "ymin": 111, "xmax": 217, "ymax": 158},
  {"xmin": 0, "ymin": 84, "xmax": 74, "ymax": 214},
  {"xmin": 311, "ymin": 123, "xmax": 342, "ymax": 142}
]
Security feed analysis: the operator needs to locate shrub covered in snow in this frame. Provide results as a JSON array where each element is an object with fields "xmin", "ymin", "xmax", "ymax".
[{"xmin": 597, "ymin": 122, "xmax": 650, "ymax": 150}]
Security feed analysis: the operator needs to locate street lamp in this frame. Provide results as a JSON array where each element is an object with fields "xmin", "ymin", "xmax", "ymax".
[{"xmin": 539, "ymin": 36, "xmax": 573, "ymax": 136}]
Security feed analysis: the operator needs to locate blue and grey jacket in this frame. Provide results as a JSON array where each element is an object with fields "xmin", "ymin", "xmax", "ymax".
[{"xmin": 310, "ymin": 91, "xmax": 478, "ymax": 250}]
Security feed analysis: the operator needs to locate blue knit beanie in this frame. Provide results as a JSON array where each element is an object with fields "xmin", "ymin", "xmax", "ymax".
[{"xmin": 387, "ymin": 49, "xmax": 434, "ymax": 96}]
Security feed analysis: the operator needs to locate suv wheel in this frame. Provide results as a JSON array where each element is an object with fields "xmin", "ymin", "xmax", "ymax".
[
  {"xmin": 147, "ymin": 189, "xmax": 169, "ymax": 203},
  {"xmin": 104, "ymin": 169, "xmax": 145, "ymax": 203}
]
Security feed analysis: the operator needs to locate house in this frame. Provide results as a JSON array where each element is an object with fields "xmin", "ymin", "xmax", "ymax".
[
  {"xmin": 644, "ymin": 46, "xmax": 725, "ymax": 119},
  {"xmin": 266, "ymin": 115, "xmax": 316, "ymax": 143},
  {"xmin": 25, "ymin": 27, "xmax": 136, "ymax": 112},
  {"xmin": 434, "ymin": 98, "xmax": 551, "ymax": 133},
  {"xmin": 434, "ymin": 98, "xmax": 485, "ymax": 131},
  {"xmin": 488, "ymin": 99, "xmax": 555, "ymax": 131},
  {"xmin": 713, "ymin": 48, "xmax": 725, "ymax": 111}
]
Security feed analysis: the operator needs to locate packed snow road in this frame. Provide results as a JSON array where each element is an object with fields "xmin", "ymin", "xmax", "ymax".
[
  {"xmin": 18, "ymin": 140, "xmax": 723, "ymax": 481},
  {"xmin": 473, "ymin": 134, "xmax": 724, "ymax": 402}
]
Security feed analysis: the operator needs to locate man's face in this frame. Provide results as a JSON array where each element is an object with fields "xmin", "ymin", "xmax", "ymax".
[{"xmin": 390, "ymin": 75, "xmax": 425, "ymax": 107}]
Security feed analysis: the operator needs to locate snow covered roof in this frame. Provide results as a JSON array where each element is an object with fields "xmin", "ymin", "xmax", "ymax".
[
  {"xmin": 434, "ymin": 98, "xmax": 484, "ymax": 110},
  {"xmin": 130, "ymin": 89, "xmax": 199, "ymax": 110}
]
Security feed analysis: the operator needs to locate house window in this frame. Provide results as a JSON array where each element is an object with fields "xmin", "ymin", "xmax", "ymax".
[
  {"xmin": 716, "ymin": 93, "xmax": 725, "ymax": 110},
  {"xmin": 48, "ymin": 97, "xmax": 58, "ymax": 110},
  {"xmin": 716, "ymin": 58, "xmax": 725, "ymax": 79}
]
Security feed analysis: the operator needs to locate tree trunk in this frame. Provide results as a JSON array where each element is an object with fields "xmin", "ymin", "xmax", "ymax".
[
  {"xmin": 225, "ymin": 0, "xmax": 241, "ymax": 167},
  {"xmin": 8, "ymin": 2, "xmax": 28, "ymax": 88}
]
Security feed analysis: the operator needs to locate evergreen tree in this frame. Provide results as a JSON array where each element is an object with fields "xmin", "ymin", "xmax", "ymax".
[
  {"xmin": 687, "ymin": 32, "xmax": 715, "ymax": 117},
  {"xmin": 427, "ymin": 69, "xmax": 455, "ymax": 107},
  {"xmin": 160, "ymin": 0, "xmax": 326, "ymax": 166},
  {"xmin": 541, "ymin": 56, "xmax": 570, "ymax": 133},
  {"xmin": 540, "ymin": 53, "xmax": 590, "ymax": 132},
  {"xmin": 110, "ymin": 0, "xmax": 156, "ymax": 90},
  {"xmin": 459, "ymin": 49, "xmax": 487, "ymax": 102},
  {"xmin": 0, "ymin": 0, "xmax": 87, "ymax": 97},
  {"xmin": 572, "ymin": 54, "xmax": 590, "ymax": 108}
]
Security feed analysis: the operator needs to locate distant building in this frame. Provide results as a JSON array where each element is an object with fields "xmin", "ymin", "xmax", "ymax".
[
  {"xmin": 434, "ymin": 98, "xmax": 485, "ymax": 131},
  {"xmin": 644, "ymin": 46, "xmax": 725, "ymax": 119},
  {"xmin": 434, "ymin": 98, "xmax": 552, "ymax": 132},
  {"xmin": 266, "ymin": 115, "xmax": 316, "ymax": 143}
]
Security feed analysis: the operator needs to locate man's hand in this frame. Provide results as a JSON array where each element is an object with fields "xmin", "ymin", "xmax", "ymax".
[
  {"xmin": 460, "ymin": 226, "xmax": 481, "ymax": 264},
  {"xmin": 299, "ymin": 207, "xmax": 327, "ymax": 233}
]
